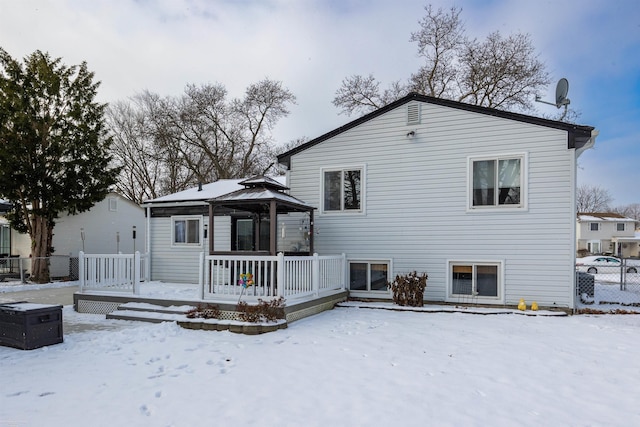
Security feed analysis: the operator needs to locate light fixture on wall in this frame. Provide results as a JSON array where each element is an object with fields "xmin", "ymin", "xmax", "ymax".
[{"xmin": 406, "ymin": 130, "xmax": 416, "ymax": 138}]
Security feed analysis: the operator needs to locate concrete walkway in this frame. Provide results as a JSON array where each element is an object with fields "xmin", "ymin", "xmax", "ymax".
[{"xmin": 0, "ymin": 285, "xmax": 77, "ymax": 306}]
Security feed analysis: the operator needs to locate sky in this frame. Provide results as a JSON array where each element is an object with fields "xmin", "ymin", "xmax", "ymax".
[
  {"xmin": 2, "ymin": 282, "xmax": 640, "ymax": 426},
  {"xmin": 0, "ymin": 0, "xmax": 639, "ymax": 206}
]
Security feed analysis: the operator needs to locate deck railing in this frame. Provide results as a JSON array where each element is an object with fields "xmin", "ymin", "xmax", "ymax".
[
  {"xmin": 200, "ymin": 252, "xmax": 346, "ymax": 302},
  {"xmin": 79, "ymin": 251, "xmax": 148, "ymax": 294}
]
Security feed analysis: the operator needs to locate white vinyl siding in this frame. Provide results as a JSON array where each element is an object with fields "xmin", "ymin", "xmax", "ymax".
[
  {"xmin": 285, "ymin": 101, "xmax": 577, "ymax": 307},
  {"xmin": 149, "ymin": 215, "xmax": 231, "ymax": 283}
]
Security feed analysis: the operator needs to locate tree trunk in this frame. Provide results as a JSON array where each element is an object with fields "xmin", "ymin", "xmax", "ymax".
[{"xmin": 31, "ymin": 215, "xmax": 52, "ymax": 283}]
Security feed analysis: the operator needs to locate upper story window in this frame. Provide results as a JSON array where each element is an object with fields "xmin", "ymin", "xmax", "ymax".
[
  {"xmin": 322, "ymin": 167, "xmax": 363, "ymax": 213},
  {"xmin": 590, "ymin": 223, "xmax": 600, "ymax": 231},
  {"xmin": 616, "ymin": 223, "xmax": 625, "ymax": 231},
  {"xmin": 172, "ymin": 216, "xmax": 201, "ymax": 246},
  {"xmin": 470, "ymin": 154, "xmax": 525, "ymax": 209}
]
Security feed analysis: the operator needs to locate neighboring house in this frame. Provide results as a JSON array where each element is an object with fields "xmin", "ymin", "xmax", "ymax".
[
  {"xmin": 276, "ymin": 92, "xmax": 597, "ymax": 308},
  {"xmin": 577, "ymin": 212, "xmax": 639, "ymax": 257},
  {"xmin": 0, "ymin": 192, "xmax": 146, "ymax": 278},
  {"xmin": 52, "ymin": 192, "xmax": 146, "ymax": 257}
]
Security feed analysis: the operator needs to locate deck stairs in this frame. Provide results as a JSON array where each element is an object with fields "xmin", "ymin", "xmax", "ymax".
[{"xmin": 106, "ymin": 302, "xmax": 195, "ymax": 323}]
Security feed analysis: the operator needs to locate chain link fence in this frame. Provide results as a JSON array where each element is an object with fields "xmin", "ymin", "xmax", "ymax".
[
  {"xmin": 576, "ymin": 258, "xmax": 640, "ymax": 311},
  {"xmin": 0, "ymin": 255, "xmax": 79, "ymax": 283}
]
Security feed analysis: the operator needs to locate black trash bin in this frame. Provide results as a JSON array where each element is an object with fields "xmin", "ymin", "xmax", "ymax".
[
  {"xmin": 0, "ymin": 302, "xmax": 63, "ymax": 350},
  {"xmin": 576, "ymin": 271, "xmax": 595, "ymax": 298}
]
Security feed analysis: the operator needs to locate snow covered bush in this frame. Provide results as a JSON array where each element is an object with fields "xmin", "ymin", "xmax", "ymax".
[
  {"xmin": 388, "ymin": 271, "xmax": 428, "ymax": 307},
  {"xmin": 237, "ymin": 296, "xmax": 285, "ymax": 322}
]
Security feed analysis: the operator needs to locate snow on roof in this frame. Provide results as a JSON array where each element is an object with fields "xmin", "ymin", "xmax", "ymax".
[
  {"xmin": 578, "ymin": 213, "xmax": 635, "ymax": 222},
  {"xmin": 212, "ymin": 187, "xmax": 313, "ymax": 209},
  {"xmin": 142, "ymin": 176, "xmax": 287, "ymax": 205}
]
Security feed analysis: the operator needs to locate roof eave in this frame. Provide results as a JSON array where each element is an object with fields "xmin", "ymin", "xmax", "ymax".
[{"xmin": 277, "ymin": 92, "xmax": 597, "ymax": 169}]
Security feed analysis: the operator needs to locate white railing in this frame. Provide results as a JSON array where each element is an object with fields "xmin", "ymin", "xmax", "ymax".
[
  {"xmin": 79, "ymin": 251, "xmax": 147, "ymax": 294},
  {"xmin": 200, "ymin": 253, "xmax": 346, "ymax": 302}
]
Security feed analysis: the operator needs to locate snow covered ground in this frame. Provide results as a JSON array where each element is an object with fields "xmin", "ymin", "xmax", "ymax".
[{"xmin": 1, "ymin": 284, "xmax": 640, "ymax": 426}]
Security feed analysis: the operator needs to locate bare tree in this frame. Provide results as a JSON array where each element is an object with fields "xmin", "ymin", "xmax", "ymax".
[
  {"xmin": 108, "ymin": 79, "xmax": 295, "ymax": 200},
  {"xmin": 576, "ymin": 184, "xmax": 613, "ymax": 213},
  {"xmin": 613, "ymin": 203, "xmax": 640, "ymax": 222},
  {"xmin": 333, "ymin": 5, "xmax": 550, "ymax": 116}
]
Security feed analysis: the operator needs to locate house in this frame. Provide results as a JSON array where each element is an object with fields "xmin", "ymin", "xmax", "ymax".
[
  {"xmin": 82, "ymin": 92, "xmax": 597, "ymax": 312},
  {"xmin": 577, "ymin": 212, "xmax": 638, "ymax": 257},
  {"xmin": 276, "ymin": 92, "xmax": 597, "ymax": 308},
  {"xmin": 51, "ymin": 192, "xmax": 146, "ymax": 257},
  {"xmin": 0, "ymin": 192, "xmax": 146, "ymax": 278}
]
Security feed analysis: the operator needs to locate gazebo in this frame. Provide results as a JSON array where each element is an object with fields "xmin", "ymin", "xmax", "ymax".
[{"xmin": 207, "ymin": 175, "xmax": 315, "ymax": 255}]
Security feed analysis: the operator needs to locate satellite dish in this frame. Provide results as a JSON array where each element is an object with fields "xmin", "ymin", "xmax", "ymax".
[
  {"xmin": 555, "ymin": 78, "xmax": 570, "ymax": 108},
  {"xmin": 535, "ymin": 77, "xmax": 571, "ymax": 120}
]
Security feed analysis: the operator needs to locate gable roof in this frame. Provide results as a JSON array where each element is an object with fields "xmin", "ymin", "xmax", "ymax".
[{"xmin": 277, "ymin": 92, "xmax": 596, "ymax": 169}]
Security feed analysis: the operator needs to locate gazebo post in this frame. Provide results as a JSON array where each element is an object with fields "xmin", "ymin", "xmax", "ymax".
[
  {"xmin": 270, "ymin": 200, "xmax": 277, "ymax": 255},
  {"xmin": 208, "ymin": 204, "xmax": 214, "ymax": 255},
  {"xmin": 309, "ymin": 210, "xmax": 314, "ymax": 254}
]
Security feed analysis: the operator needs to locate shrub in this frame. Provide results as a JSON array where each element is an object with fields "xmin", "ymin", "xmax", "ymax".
[
  {"xmin": 388, "ymin": 271, "xmax": 428, "ymax": 307},
  {"xmin": 186, "ymin": 304, "xmax": 221, "ymax": 319},
  {"xmin": 237, "ymin": 296, "xmax": 286, "ymax": 323}
]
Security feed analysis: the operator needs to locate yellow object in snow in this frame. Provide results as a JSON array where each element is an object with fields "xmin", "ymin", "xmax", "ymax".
[
  {"xmin": 531, "ymin": 301, "xmax": 539, "ymax": 311},
  {"xmin": 518, "ymin": 298, "xmax": 526, "ymax": 311}
]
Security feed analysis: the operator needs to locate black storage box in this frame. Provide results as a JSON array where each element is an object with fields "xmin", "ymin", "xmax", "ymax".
[{"xmin": 0, "ymin": 302, "xmax": 63, "ymax": 350}]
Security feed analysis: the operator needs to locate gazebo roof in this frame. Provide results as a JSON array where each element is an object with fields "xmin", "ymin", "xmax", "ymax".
[{"xmin": 209, "ymin": 175, "xmax": 315, "ymax": 214}]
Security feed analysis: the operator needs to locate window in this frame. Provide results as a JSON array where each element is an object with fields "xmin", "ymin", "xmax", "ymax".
[
  {"xmin": 590, "ymin": 223, "xmax": 599, "ymax": 231},
  {"xmin": 108, "ymin": 197, "xmax": 118, "ymax": 212},
  {"xmin": 349, "ymin": 261, "xmax": 389, "ymax": 292},
  {"xmin": 470, "ymin": 155, "xmax": 524, "ymax": 208},
  {"xmin": 322, "ymin": 168, "xmax": 363, "ymax": 213},
  {"xmin": 617, "ymin": 223, "xmax": 625, "ymax": 232},
  {"xmin": 172, "ymin": 217, "xmax": 201, "ymax": 246},
  {"xmin": 0, "ymin": 224, "xmax": 10, "ymax": 255},
  {"xmin": 587, "ymin": 241, "xmax": 601, "ymax": 253},
  {"xmin": 232, "ymin": 217, "xmax": 270, "ymax": 251},
  {"xmin": 450, "ymin": 262, "xmax": 501, "ymax": 299}
]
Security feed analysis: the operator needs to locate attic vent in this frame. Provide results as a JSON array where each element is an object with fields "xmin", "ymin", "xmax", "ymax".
[{"xmin": 407, "ymin": 103, "xmax": 421, "ymax": 125}]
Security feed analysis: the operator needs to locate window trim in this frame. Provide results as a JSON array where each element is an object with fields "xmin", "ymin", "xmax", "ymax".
[
  {"xmin": 347, "ymin": 258, "xmax": 392, "ymax": 294},
  {"xmin": 171, "ymin": 216, "xmax": 203, "ymax": 248},
  {"xmin": 616, "ymin": 223, "xmax": 625, "ymax": 232},
  {"xmin": 590, "ymin": 222, "xmax": 600, "ymax": 231},
  {"xmin": 446, "ymin": 260, "xmax": 504, "ymax": 304},
  {"xmin": 467, "ymin": 153, "xmax": 527, "ymax": 212},
  {"xmin": 320, "ymin": 165, "xmax": 366, "ymax": 215}
]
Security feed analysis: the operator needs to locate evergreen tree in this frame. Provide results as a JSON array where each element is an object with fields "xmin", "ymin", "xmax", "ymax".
[{"xmin": 0, "ymin": 48, "xmax": 118, "ymax": 282}]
